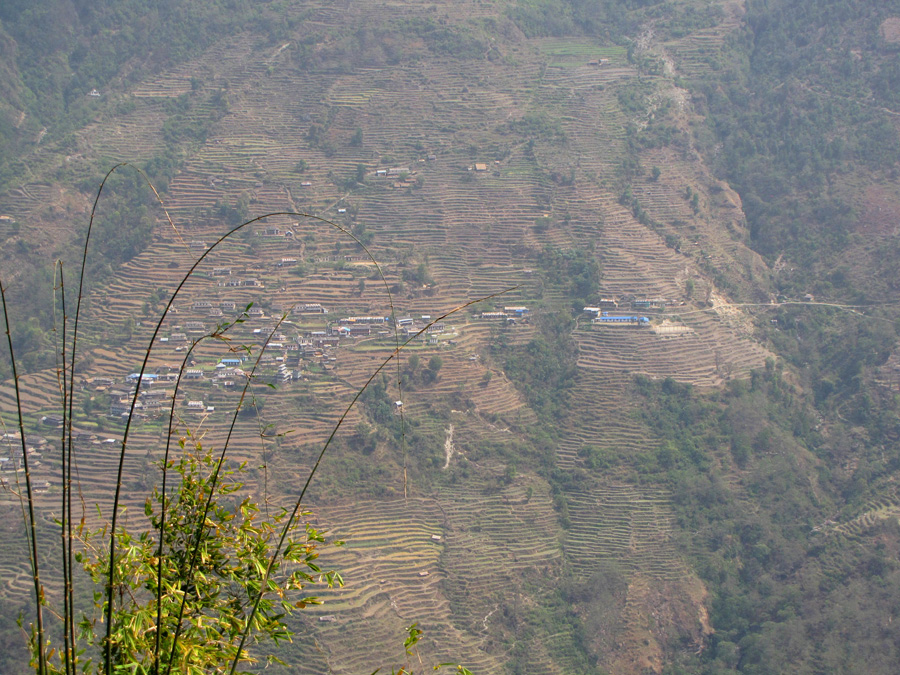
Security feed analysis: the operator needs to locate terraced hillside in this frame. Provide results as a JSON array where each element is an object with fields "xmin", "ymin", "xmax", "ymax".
[{"xmin": 0, "ymin": 1, "xmax": 799, "ymax": 673}]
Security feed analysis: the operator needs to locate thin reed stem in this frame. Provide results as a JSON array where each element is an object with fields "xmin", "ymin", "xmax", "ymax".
[
  {"xmin": 0, "ymin": 281, "xmax": 46, "ymax": 675},
  {"xmin": 153, "ymin": 345, "xmax": 193, "ymax": 675},
  {"xmin": 65, "ymin": 162, "xmax": 176, "ymax": 673},
  {"xmin": 53, "ymin": 261, "xmax": 75, "ymax": 675}
]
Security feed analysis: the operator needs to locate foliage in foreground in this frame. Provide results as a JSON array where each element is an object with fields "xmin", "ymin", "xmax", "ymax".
[{"xmin": 27, "ymin": 442, "xmax": 342, "ymax": 674}]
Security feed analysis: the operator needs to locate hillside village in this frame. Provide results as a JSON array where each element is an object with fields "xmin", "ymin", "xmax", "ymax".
[
  {"xmin": 0, "ymin": 242, "xmax": 717, "ymax": 507},
  {"xmin": 99, "ymin": 293, "xmax": 689, "ymax": 424},
  {"xmin": 0, "ymin": 289, "xmax": 684, "ymax": 493}
]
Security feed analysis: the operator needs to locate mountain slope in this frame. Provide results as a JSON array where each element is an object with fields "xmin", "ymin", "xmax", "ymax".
[{"xmin": 1, "ymin": 2, "xmax": 899, "ymax": 674}]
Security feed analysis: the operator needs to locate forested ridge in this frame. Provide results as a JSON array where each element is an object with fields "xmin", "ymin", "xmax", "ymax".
[{"xmin": 1, "ymin": 1, "xmax": 900, "ymax": 673}]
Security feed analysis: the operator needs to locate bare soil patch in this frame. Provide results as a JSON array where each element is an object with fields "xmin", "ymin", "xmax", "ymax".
[
  {"xmin": 880, "ymin": 17, "xmax": 900, "ymax": 44},
  {"xmin": 858, "ymin": 183, "xmax": 900, "ymax": 236}
]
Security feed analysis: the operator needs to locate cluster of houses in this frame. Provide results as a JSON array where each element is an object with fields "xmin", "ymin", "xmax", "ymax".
[
  {"xmin": 583, "ymin": 297, "xmax": 673, "ymax": 313},
  {"xmin": 92, "ymin": 302, "xmax": 458, "ymax": 421},
  {"xmin": 256, "ymin": 226, "xmax": 297, "ymax": 238},
  {"xmin": 93, "ymin": 371, "xmax": 188, "ymax": 420},
  {"xmin": 0, "ymin": 432, "xmax": 119, "ymax": 492},
  {"xmin": 0, "ymin": 434, "xmax": 48, "ymax": 489},
  {"xmin": 467, "ymin": 161, "xmax": 501, "ymax": 172},
  {"xmin": 218, "ymin": 277, "xmax": 263, "ymax": 288},
  {"xmin": 370, "ymin": 166, "xmax": 418, "ymax": 188},
  {"xmin": 92, "ymin": 363, "xmax": 253, "ymax": 421},
  {"xmin": 81, "ymin": 291, "xmax": 676, "ymax": 421},
  {"xmin": 582, "ymin": 297, "xmax": 673, "ymax": 327},
  {"xmin": 374, "ymin": 167, "xmax": 412, "ymax": 178},
  {"xmin": 589, "ymin": 312, "xmax": 650, "ymax": 327},
  {"xmin": 477, "ymin": 306, "xmax": 530, "ymax": 323}
]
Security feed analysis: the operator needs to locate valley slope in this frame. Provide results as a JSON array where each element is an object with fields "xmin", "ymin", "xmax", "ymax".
[{"xmin": 1, "ymin": 2, "xmax": 899, "ymax": 674}]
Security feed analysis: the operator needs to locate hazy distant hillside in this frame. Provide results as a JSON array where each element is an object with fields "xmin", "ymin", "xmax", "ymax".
[
  {"xmin": 1, "ymin": 1, "xmax": 900, "ymax": 674},
  {"xmin": 0, "ymin": 0, "xmax": 287, "ymax": 185}
]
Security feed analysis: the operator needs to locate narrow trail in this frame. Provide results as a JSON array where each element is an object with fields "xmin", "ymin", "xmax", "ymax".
[
  {"xmin": 662, "ymin": 300, "xmax": 896, "ymax": 322},
  {"xmin": 482, "ymin": 605, "xmax": 499, "ymax": 632}
]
